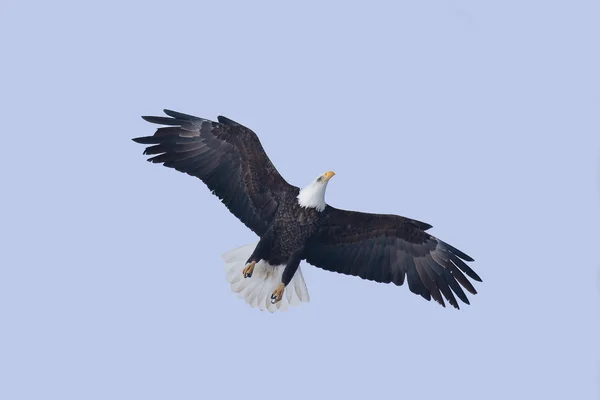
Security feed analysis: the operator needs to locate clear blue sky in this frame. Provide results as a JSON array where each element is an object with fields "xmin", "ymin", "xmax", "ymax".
[{"xmin": 1, "ymin": 1, "xmax": 599, "ymax": 399}]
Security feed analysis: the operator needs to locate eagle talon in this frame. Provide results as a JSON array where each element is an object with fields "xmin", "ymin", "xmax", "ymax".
[
  {"xmin": 242, "ymin": 261, "xmax": 256, "ymax": 279},
  {"xmin": 271, "ymin": 283, "xmax": 285, "ymax": 304}
]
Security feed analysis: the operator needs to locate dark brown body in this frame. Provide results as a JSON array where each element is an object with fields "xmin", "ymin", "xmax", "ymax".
[{"xmin": 247, "ymin": 187, "xmax": 322, "ymax": 286}]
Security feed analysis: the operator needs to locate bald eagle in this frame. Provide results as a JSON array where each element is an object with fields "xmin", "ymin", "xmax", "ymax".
[{"xmin": 133, "ymin": 109, "xmax": 481, "ymax": 312}]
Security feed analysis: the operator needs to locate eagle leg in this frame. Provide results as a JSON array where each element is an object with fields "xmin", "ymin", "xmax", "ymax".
[
  {"xmin": 242, "ymin": 261, "xmax": 256, "ymax": 278},
  {"xmin": 270, "ymin": 283, "xmax": 285, "ymax": 304}
]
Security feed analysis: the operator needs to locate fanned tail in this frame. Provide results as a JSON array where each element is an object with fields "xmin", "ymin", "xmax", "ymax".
[{"xmin": 222, "ymin": 243, "xmax": 310, "ymax": 313}]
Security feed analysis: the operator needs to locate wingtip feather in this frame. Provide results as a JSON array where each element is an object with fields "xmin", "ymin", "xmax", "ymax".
[
  {"xmin": 163, "ymin": 109, "xmax": 205, "ymax": 121},
  {"xmin": 132, "ymin": 136, "xmax": 161, "ymax": 144}
]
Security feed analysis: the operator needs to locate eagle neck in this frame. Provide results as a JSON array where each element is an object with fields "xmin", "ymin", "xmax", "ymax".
[{"xmin": 297, "ymin": 183, "xmax": 327, "ymax": 212}]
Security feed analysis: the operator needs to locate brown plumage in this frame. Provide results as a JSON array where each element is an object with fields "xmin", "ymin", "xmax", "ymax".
[{"xmin": 133, "ymin": 109, "xmax": 481, "ymax": 310}]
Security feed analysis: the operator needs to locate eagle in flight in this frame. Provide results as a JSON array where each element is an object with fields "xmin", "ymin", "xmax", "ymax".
[{"xmin": 133, "ymin": 110, "xmax": 481, "ymax": 312}]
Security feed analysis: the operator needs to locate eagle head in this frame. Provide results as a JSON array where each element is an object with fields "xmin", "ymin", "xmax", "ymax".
[{"xmin": 297, "ymin": 171, "xmax": 335, "ymax": 212}]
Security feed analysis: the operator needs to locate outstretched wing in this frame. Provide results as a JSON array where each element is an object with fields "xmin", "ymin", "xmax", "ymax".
[
  {"xmin": 304, "ymin": 206, "xmax": 481, "ymax": 309},
  {"xmin": 133, "ymin": 109, "xmax": 297, "ymax": 236}
]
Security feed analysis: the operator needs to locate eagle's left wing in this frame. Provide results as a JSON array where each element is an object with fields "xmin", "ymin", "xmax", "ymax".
[
  {"xmin": 304, "ymin": 206, "xmax": 481, "ymax": 309},
  {"xmin": 133, "ymin": 110, "xmax": 296, "ymax": 237}
]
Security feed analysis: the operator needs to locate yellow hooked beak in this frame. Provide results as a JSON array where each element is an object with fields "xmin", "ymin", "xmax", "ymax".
[{"xmin": 323, "ymin": 171, "xmax": 336, "ymax": 181}]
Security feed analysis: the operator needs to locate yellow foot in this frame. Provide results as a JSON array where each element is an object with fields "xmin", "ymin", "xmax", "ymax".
[
  {"xmin": 242, "ymin": 261, "xmax": 256, "ymax": 278},
  {"xmin": 270, "ymin": 283, "xmax": 285, "ymax": 304}
]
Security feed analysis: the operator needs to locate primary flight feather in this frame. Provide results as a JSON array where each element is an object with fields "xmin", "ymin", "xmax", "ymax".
[{"xmin": 133, "ymin": 109, "xmax": 481, "ymax": 312}]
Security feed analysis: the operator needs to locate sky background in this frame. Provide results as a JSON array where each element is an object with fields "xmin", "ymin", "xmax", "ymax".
[{"xmin": 1, "ymin": 1, "xmax": 599, "ymax": 399}]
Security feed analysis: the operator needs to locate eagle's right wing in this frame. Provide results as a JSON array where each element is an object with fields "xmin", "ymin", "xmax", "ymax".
[
  {"xmin": 133, "ymin": 109, "xmax": 297, "ymax": 237},
  {"xmin": 304, "ymin": 206, "xmax": 480, "ymax": 309}
]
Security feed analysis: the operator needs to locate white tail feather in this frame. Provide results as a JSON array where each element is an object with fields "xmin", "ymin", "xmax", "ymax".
[{"xmin": 222, "ymin": 242, "xmax": 310, "ymax": 313}]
